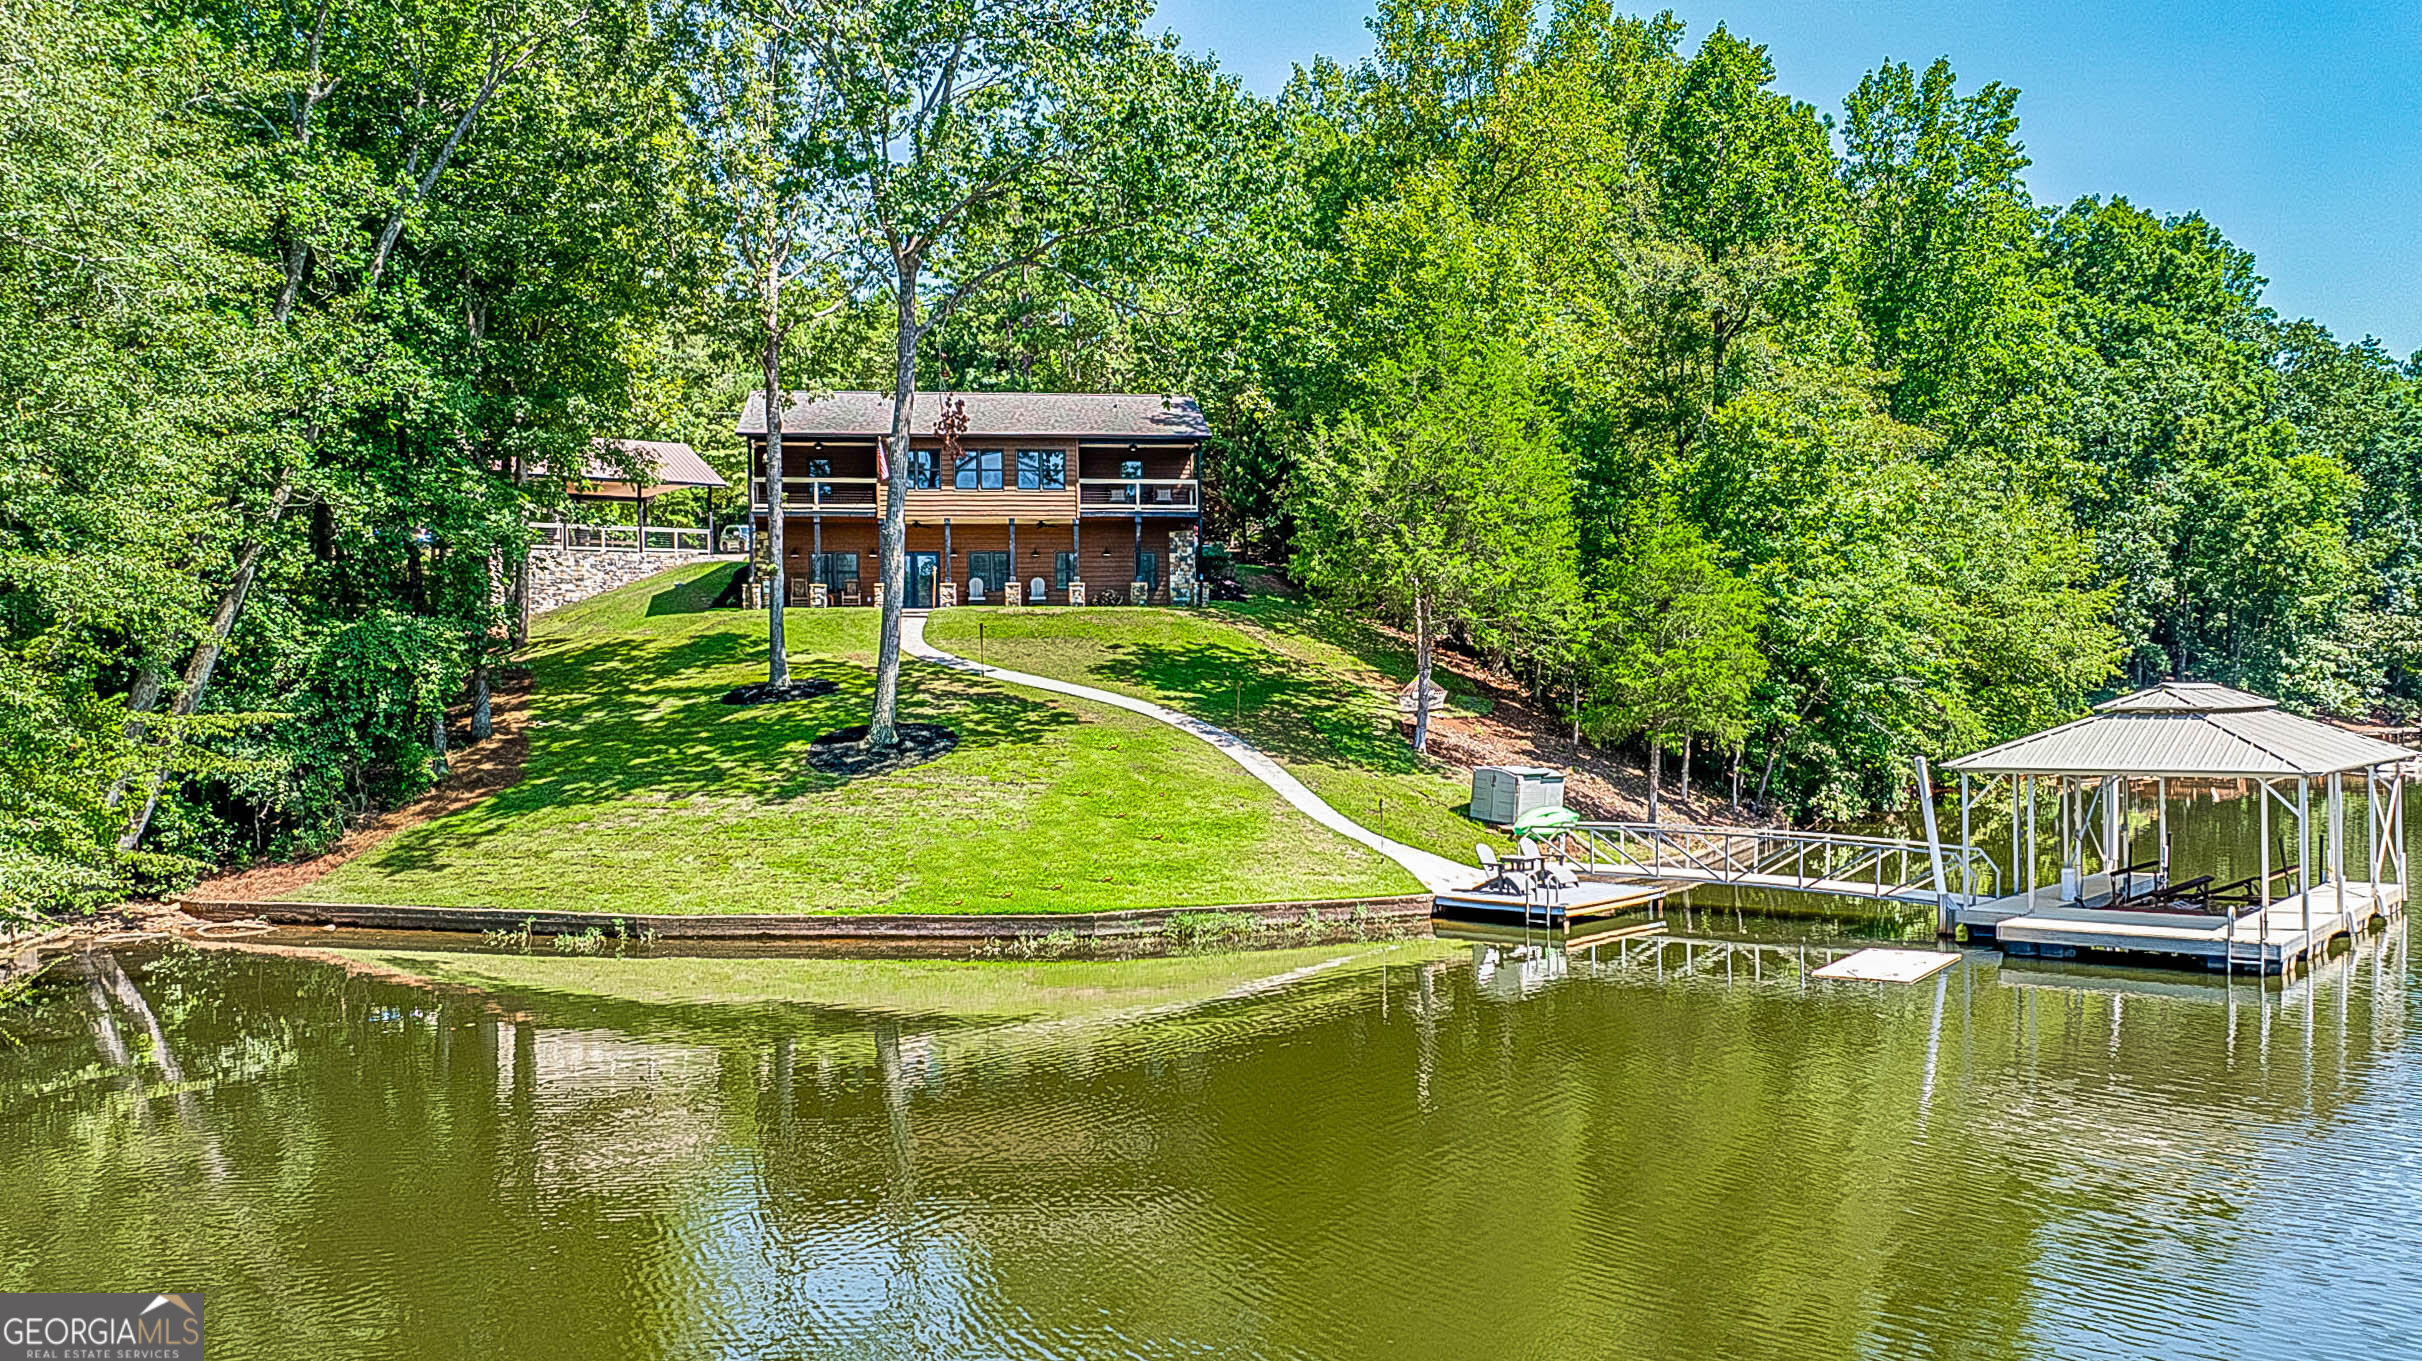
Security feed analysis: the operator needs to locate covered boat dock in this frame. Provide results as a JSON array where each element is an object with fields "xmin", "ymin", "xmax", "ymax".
[{"xmin": 1941, "ymin": 683, "xmax": 2410, "ymax": 975}]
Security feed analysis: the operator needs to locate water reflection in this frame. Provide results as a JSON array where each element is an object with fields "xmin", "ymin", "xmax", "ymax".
[{"xmin": 1, "ymin": 927, "xmax": 2416, "ymax": 1360}]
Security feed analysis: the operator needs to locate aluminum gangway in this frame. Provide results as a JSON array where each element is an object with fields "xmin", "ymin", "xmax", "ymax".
[{"xmin": 1553, "ymin": 821, "xmax": 1997, "ymax": 912}]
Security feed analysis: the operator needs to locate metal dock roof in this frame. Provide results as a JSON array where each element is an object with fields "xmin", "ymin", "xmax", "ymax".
[{"xmin": 1943, "ymin": 682, "xmax": 2415, "ymax": 778}]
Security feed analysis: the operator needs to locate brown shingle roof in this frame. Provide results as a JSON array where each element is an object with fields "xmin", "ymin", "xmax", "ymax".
[{"xmin": 737, "ymin": 390, "xmax": 1210, "ymax": 440}]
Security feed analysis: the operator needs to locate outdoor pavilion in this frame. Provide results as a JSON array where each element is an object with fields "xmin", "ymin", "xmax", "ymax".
[
  {"xmin": 1940, "ymin": 681, "xmax": 2412, "ymax": 973},
  {"xmin": 547, "ymin": 438, "xmax": 728, "ymax": 547}
]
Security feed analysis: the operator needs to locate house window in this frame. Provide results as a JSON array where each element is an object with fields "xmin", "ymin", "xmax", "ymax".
[
  {"xmin": 1055, "ymin": 551, "xmax": 1079, "ymax": 589},
  {"xmin": 954, "ymin": 449, "xmax": 1003, "ymax": 489},
  {"xmin": 813, "ymin": 552, "xmax": 859, "ymax": 588},
  {"xmin": 902, "ymin": 447, "xmax": 938, "ymax": 489},
  {"xmin": 1119, "ymin": 458, "xmax": 1143, "ymax": 479},
  {"xmin": 966, "ymin": 551, "xmax": 1010, "ymax": 597},
  {"xmin": 1017, "ymin": 449, "xmax": 1066, "ymax": 490},
  {"xmin": 807, "ymin": 457, "xmax": 833, "ymax": 502}
]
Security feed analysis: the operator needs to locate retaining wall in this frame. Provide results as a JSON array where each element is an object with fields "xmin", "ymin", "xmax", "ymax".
[{"xmin": 524, "ymin": 547, "xmax": 729, "ymax": 616}]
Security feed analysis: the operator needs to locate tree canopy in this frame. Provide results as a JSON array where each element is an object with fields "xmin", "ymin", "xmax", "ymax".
[{"xmin": 7, "ymin": 0, "xmax": 2422, "ymax": 917}]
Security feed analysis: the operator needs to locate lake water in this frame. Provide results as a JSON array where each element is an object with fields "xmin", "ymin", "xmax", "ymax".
[{"xmin": 4, "ymin": 910, "xmax": 2418, "ymax": 1360}]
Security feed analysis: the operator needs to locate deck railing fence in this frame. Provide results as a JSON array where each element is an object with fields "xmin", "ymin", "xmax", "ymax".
[
  {"xmin": 530, "ymin": 522, "xmax": 710, "ymax": 553},
  {"xmin": 1557, "ymin": 822, "xmax": 1998, "ymax": 905}
]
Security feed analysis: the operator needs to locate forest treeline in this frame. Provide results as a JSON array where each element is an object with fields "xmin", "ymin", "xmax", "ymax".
[{"xmin": 6, "ymin": 0, "xmax": 2420, "ymax": 917}]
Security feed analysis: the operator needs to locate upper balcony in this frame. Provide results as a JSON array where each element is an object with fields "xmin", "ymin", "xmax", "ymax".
[
  {"xmin": 1078, "ymin": 477, "xmax": 1199, "ymax": 514},
  {"xmin": 749, "ymin": 441, "xmax": 1201, "ymax": 521}
]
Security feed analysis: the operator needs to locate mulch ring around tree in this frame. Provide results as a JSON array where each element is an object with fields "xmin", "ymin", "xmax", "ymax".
[
  {"xmin": 806, "ymin": 723, "xmax": 959, "ymax": 777},
  {"xmin": 720, "ymin": 677, "xmax": 839, "ymax": 706}
]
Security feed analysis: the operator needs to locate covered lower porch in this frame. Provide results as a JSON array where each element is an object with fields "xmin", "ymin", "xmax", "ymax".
[{"xmin": 761, "ymin": 514, "xmax": 1199, "ymax": 608}]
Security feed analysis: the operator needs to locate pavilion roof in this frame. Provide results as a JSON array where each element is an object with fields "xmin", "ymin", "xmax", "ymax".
[
  {"xmin": 565, "ymin": 438, "xmax": 726, "ymax": 497},
  {"xmin": 1942, "ymin": 682, "xmax": 2415, "ymax": 778}
]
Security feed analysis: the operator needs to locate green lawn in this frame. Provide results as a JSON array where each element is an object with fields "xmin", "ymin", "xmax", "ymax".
[
  {"xmin": 302, "ymin": 564, "xmax": 1414, "ymax": 913},
  {"xmin": 924, "ymin": 598, "xmax": 1513, "ymax": 864}
]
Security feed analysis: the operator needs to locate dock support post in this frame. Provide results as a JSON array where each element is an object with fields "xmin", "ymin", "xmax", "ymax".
[
  {"xmin": 2300, "ymin": 779, "xmax": 2313, "ymax": 943},
  {"xmin": 2014, "ymin": 776, "xmax": 2026, "ymax": 904},
  {"xmin": 2299, "ymin": 780, "xmax": 2312, "ymax": 898},
  {"xmin": 2329, "ymin": 772, "xmax": 2345, "ymax": 888},
  {"xmin": 2259, "ymin": 780, "xmax": 2271, "ymax": 955},
  {"xmin": 1914, "ymin": 756, "xmax": 1951, "ymax": 933},
  {"xmin": 2157, "ymin": 777, "xmax": 2168, "ymax": 883}
]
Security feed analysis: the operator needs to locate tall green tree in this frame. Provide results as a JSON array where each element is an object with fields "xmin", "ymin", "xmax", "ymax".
[
  {"xmin": 1581, "ymin": 518, "xmax": 1764, "ymax": 821},
  {"xmin": 1291, "ymin": 332, "xmax": 1576, "ymax": 754},
  {"xmin": 799, "ymin": 0, "xmax": 1241, "ymax": 745}
]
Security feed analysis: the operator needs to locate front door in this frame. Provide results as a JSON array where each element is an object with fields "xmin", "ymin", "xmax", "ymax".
[{"xmin": 906, "ymin": 552, "xmax": 939, "ymax": 608}]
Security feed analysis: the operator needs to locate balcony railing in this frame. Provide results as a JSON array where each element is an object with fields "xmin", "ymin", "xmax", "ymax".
[
  {"xmin": 531, "ymin": 522, "xmax": 710, "ymax": 552},
  {"xmin": 754, "ymin": 475, "xmax": 880, "ymax": 513},
  {"xmin": 1079, "ymin": 477, "xmax": 1198, "ymax": 511}
]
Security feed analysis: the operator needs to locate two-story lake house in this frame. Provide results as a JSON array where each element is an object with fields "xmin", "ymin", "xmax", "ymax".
[{"xmin": 737, "ymin": 390, "xmax": 1208, "ymax": 609}]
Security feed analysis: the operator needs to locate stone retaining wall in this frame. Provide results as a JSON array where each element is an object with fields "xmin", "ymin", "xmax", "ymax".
[{"xmin": 525, "ymin": 547, "xmax": 729, "ymax": 616}]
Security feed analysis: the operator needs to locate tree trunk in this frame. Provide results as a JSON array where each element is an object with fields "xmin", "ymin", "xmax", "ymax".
[
  {"xmin": 1680, "ymin": 734, "xmax": 1692, "ymax": 809},
  {"xmin": 1730, "ymin": 746, "xmax": 1742, "ymax": 817},
  {"xmin": 1647, "ymin": 738, "xmax": 1662, "ymax": 823},
  {"xmin": 1754, "ymin": 725, "xmax": 1784, "ymax": 811},
  {"xmin": 429, "ymin": 706, "xmax": 449, "ymax": 779},
  {"xmin": 1410, "ymin": 592, "xmax": 1434, "ymax": 755},
  {"xmin": 470, "ymin": 664, "xmax": 493, "ymax": 742},
  {"xmin": 103, "ymin": 667, "xmax": 167, "ymax": 809},
  {"xmin": 1570, "ymin": 675, "xmax": 1581, "ymax": 748},
  {"xmin": 763, "ymin": 311, "xmax": 790, "ymax": 688},
  {"xmin": 118, "ymin": 479, "xmax": 296, "ymax": 851},
  {"xmin": 869, "ymin": 265, "xmax": 921, "ymax": 749}
]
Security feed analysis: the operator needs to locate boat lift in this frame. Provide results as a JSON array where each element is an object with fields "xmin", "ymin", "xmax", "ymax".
[{"xmin": 1535, "ymin": 682, "xmax": 2412, "ymax": 976}]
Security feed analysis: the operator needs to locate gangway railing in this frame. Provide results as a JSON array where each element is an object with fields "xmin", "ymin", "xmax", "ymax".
[{"xmin": 1554, "ymin": 822, "xmax": 1996, "ymax": 906}]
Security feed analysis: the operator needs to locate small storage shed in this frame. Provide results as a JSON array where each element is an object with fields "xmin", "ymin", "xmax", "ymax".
[{"xmin": 1472, "ymin": 765, "xmax": 1566, "ymax": 826}]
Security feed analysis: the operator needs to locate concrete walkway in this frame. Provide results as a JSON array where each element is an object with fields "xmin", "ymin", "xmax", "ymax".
[{"xmin": 902, "ymin": 612, "xmax": 1478, "ymax": 893}]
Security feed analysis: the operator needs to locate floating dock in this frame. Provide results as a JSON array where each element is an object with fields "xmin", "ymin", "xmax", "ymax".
[{"xmin": 1431, "ymin": 879, "xmax": 1667, "ymax": 927}]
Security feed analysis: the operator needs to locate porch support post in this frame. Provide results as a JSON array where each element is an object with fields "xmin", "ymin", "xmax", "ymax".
[
  {"xmin": 636, "ymin": 493, "xmax": 648, "ymax": 550},
  {"xmin": 943, "ymin": 518, "xmax": 952, "ymax": 580},
  {"xmin": 1008, "ymin": 518, "xmax": 1016, "ymax": 579},
  {"xmin": 1133, "ymin": 512, "xmax": 1143, "ymax": 598}
]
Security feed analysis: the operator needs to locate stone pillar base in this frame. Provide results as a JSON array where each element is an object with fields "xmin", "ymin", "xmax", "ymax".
[
  {"xmin": 809, "ymin": 581, "xmax": 828, "ymax": 608},
  {"xmin": 1131, "ymin": 580, "xmax": 1151, "ymax": 607},
  {"xmin": 938, "ymin": 580, "xmax": 958, "ymax": 608},
  {"xmin": 1004, "ymin": 580, "xmax": 1023, "ymax": 608},
  {"xmin": 872, "ymin": 581, "xmax": 884, "ymax": 611},
  {"xmin": 1067, "ymin": 580, "xmax": 1087, "ymax": 606}
]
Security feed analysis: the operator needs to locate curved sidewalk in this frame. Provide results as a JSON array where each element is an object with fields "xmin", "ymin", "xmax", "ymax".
[{"xmin": 902, "ymin": 613, "xmax": 1478, "ymax": 893}]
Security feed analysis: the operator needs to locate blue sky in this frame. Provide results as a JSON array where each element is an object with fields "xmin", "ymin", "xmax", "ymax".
[{"xmin": 1154, "ymin": 0, "xmax": 2422, "ymax": 355}]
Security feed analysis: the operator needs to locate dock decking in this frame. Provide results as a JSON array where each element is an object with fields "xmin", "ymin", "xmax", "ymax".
[
  {"xmin": 1990, "ymin": 882, "xmax": 2402, "ymax": 974},
  {"xmin": 1431, "ymin": 879, "xmax": 1667, "ymax": 927}
]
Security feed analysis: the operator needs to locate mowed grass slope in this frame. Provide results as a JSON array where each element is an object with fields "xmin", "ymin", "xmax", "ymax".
[
  {"xmin": 302, "ymin": 564, "xmax": 1414, "ymax": 913},
  {"xmin": 924, "ymin": 599, "xmax": 1513, "ymax": 864}
]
